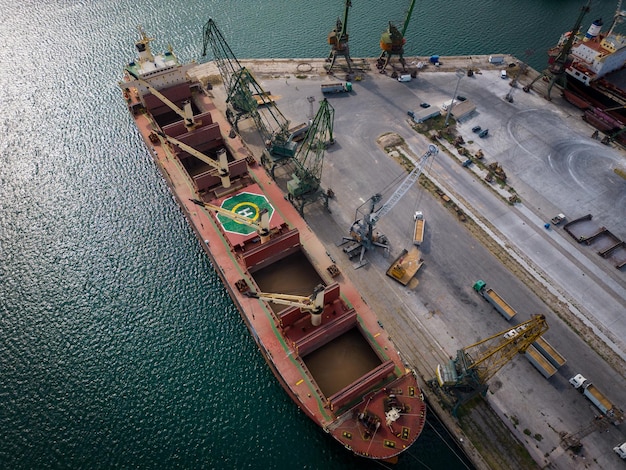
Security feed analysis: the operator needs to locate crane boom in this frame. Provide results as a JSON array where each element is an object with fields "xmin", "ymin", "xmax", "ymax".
[
  {"xmin": 190, "ymin": 198, "xmax": 270, "ymax": 243},
  {"xmin": 286, "ymin": 98, "xmax": 335, "ymax": 212},
  {"xmin": 523, "ymin": 0, "xmax": 591, "ymax": 99},
  {"xmin": 434, "ymin": 314, "xmax": 549, "ymax": 415},
  {"xmin": 202, "ymin": 18, "xmax": 245, "ymax": 96},
  {"xmin": 245, "ymin": 284, "xmax": 326, "ymax": 326},
  {"xmin": 371, "ymin": 144, "xmax": 437, "ymax": 225},
  {"xmin": 466, "ymin": 315, "xmax": 548, "ymax": 383},
  {"xmin": 155, "ymin": 130, "xmax": 231, "ymax": 187},
  {"xmin": 202, "ymin": 18, "xmax": 295, "ymax": 159},
  {"xmin": 341, "ymin": 143, "xmax": 437, "ymax": 268},
  {"xmin": 549, "ymin": 0, "xmax": 592, "ymax": 76},
  {"xmin": 402, "ymin": 0, "xmax": 417, "ymax": 36},
  {"xmin": 125, "ymin": 69, "xmax": 197, "ymax": 130}
]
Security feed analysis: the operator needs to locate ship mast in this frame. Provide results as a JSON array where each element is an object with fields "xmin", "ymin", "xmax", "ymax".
[{"xmin": 135, "ymin": 26, "xmax": 155, "ymax": 65}]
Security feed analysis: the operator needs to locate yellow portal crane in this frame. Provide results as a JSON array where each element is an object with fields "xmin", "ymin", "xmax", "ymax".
[
  {"xmin": 435, "ymin": 314, "xmax": 549, "ymax": 415},
  {"xmin": 245, "ymin": 285, "xmax": 326, "ymax": 326},
  {"xmin": 190, "ymin": 198, "xmax": 271, "ymax": 243}
]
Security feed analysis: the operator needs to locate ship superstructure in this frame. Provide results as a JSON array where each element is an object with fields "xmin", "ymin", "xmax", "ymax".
[
  {"xmin": 119, "ymin": 28, "xmax": 427, "ymax": 461},
  {"xmin": 547, "ymin": 2, "xmax": 626, "ymax": 143},
  {"xmin": 554, "ymin": 9, "xmax": 626, "ymax": 86}
]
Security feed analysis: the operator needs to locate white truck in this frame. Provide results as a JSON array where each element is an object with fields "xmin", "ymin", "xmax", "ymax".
[
  {"xmin": 615, "ymin": 442, "xmax": 626, "ymax": 459},
  {"xmin": 569, "ymin": 373, "xmax": 625, "ymax": 425},
  {"xmin": 413, "ymin": 211, "xmax": 425, "ymax": 245}
]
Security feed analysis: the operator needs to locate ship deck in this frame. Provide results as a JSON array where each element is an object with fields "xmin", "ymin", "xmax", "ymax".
[{"xmin": 122, "ymin": 73, "xmax": 426, "ymax": 459}]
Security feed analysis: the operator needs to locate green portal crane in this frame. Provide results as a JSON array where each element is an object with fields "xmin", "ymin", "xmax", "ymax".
[
  {"xmin": 523, "ymin": 0, "xmax": 592, "ymax": 100},
  {"xmin": 326, "ymin": 0, "xmax": 353, "ymax": 74},
  {"xmin": 377, "ymin": 0, "xmax": 417, "ymax": 73},
  {"xmin": 202, "ymin": 19, "xmax": 296, "ymax": 160},
  {"xmin": 286, "ymin": 98, "xmax": 335, "ymax": 216}
]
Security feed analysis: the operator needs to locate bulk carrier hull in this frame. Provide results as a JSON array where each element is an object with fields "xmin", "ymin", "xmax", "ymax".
[{"xmin": 119, "ymin": 28, "xmax": 426, "ymax": 461}]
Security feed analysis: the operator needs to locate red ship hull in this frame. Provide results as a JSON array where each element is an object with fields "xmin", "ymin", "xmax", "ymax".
[{"xmin": 120, "ymin": 31, "xmax": 426, "ymax": 461}]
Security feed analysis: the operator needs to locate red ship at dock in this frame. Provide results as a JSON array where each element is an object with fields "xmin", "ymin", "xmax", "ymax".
[{"xmin": 119, "ymin": 27, "xmax": 426, "ymax": 461}]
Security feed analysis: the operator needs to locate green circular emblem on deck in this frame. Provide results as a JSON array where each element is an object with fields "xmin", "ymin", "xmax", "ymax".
[{"xmin": 217, "ymin": 192, "xmax": 274, "ymax": 235}]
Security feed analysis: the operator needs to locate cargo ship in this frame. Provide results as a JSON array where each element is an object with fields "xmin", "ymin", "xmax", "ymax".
[
  {"xmin": 119, "ymin": 27, "xmax": 426, "ymax": 461},
  {"xmin": 551, "ymin": 1, "xmax": 626, "ymax": 140}
]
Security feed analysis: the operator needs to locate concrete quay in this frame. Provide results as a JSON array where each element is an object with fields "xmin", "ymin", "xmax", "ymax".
[{"xmin": 190, "ymin": 55, "xmax": 626, "ymax": 469}]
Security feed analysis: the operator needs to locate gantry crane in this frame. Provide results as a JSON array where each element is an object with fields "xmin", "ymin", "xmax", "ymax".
[
  {"xmin": 434, "ymin": 314, "xmax": 549, "ymax": 416},
  {"xmin": 245, "ymin": 284, "xmax": 326, "ymax": 326},
  {"xmin": 340, "ymin": 144, "xmax": 437, "ymax": 268},
  {"xmin": 286, "ymin": 98, "xmax": 335, "ymax": 216},
  {"xmin": 523, "ymin": 0, "xmax": 591, "ymax": 100},
  {"xmin": 189, "ymin": 198, "xmax": 271, "ymax": 243},
  {"xmin": 326, "ymin": 0, "xmax": 353, "ymax": 74},
  {"xmin": 201, "ymin": 19, "xmax": 296, "ymax": 161},
  {"xmin": 377, "ymin": 0, "xmax": 417, "ymax": 73}
]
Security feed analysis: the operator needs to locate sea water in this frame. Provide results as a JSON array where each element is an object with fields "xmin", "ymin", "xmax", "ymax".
[{"xmin": 0, "ymin": 0, "xmax": 619, "ymax": 468}]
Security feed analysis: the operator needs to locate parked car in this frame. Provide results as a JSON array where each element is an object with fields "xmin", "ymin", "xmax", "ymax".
[
  {"xmin": 472, "ymin": 126, "xmax": 482, "ymax": 133},
  {"xmin": 479, "ymin": 129, "xmax": 489, "ymax": 138},
  {"xmin": 419, "ymin": 102, "xmax": 430, "ymax": 108},
  {"xmin": 462, "ymin": 159, "xmax": 473, "ymax": 167},
  {"xmin": 456, "ymin": 95, "xmax": 467, "ymax": 101},
  {"xmin": 407, "ymin": 110, "xmax": 415, "ymax": 118}
]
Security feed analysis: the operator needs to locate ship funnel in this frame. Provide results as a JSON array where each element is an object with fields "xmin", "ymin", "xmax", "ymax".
[{"xmin": 585, "ymin": 18, "xmax": 603, "ymax": 40}]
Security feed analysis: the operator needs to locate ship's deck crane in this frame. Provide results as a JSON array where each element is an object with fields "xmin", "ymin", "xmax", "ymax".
[
  {"xmin": 202, "ymin": 19, "xmax": 296, "ymax": 161},
  {"xmin": 245, "ymin": 284, "xmax": 326, "ymax": 326},
  {"xmin": 377, "ymin": 0, "xmax": 417, "ymax": 73},
  {"xmin": 189, "ymin": 198, "xmax": 271, "ymax": 243},
  {"xmin": 286, "ymin": 98, "xmax": 335, "ymax": 216},
  {"xmin": 607, "ymin": 0, "xmax": 626, "ymax": 37},
  {"xmin": 340, "ymin": 144, "xmax": 437, "ymax": 268},
  {"xmin": 326, "ymin": 0, "xmax": 353, "ymax": 74},
  {"xmin": 125, "ymin": 69, "xmax": 198, "ymax": 131},
  {"xmin": 153, "ymin": 130, "xmax": 231, "ymax": 188},
  {"xmin": 434, "ymin": 314, "xmax": 549, "ymax": 416},
  {"xmin": 523, "ymin": 0, "xmax": 591, "ymax": 100}
]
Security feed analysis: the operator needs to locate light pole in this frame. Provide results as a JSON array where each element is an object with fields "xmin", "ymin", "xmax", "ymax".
[{"xmin": 444, "ymin": 69, "xmax": 465, "ymax": 127}]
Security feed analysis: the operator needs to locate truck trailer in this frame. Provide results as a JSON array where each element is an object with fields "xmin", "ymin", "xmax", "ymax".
[
  {"xmin": 569, "ymin": 374, "xmax": 625, "ymax": 425},
  {"xmin": 532, "ymin": 336, "xmax": 566, "ymax": 369},
  {"xmin": 321, "ymin": 82, "xmax": 352, "ymax": 94},
  {"xmin": 525, "ymin": 345, "xmax": 557, "ymax": 379},
  {"xmin": 413, "ymin": 211, "xmax": 425, "ymax": 246},
  {"xmin": 288, "ymin": 121, "xmax": 310, "ymax": 142},
  {"xmin": 473, "ymin": 280, "xmax": 517, "ymax": 321}
]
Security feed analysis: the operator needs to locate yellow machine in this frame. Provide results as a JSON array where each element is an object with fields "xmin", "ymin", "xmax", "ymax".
[{"xmin": 435, "ymin": 314, "xmax": 549, "ymax": 415}]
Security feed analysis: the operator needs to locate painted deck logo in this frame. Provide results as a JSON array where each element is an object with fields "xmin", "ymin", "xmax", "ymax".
[{"xmin": 218, "ymin": 192, "xmax": 274, "ymax": 235}]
